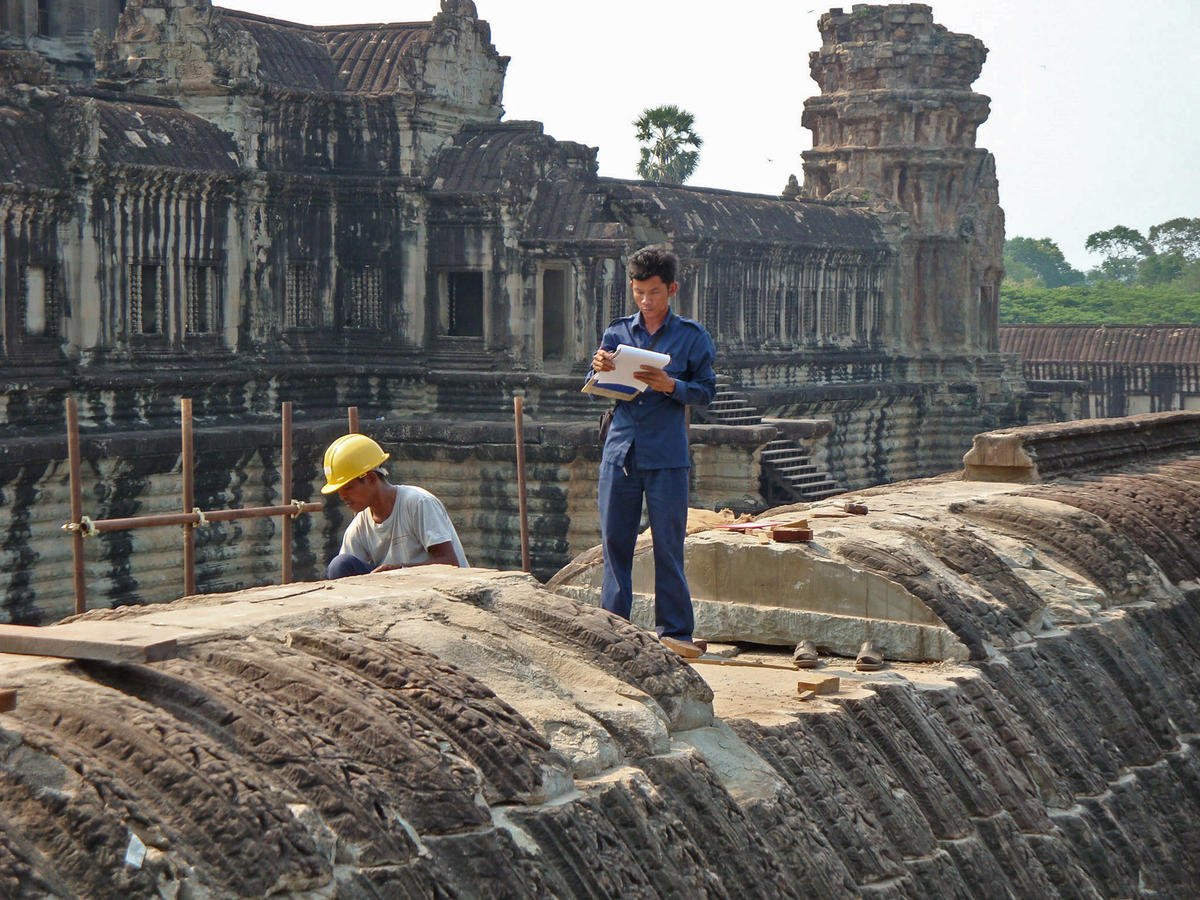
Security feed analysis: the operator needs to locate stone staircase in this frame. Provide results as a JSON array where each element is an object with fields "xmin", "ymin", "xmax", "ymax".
[
  {"xmin": 703, "ymin": 375, "xmax": 764, "ymax": 426},
  {"xmin": 700, "ymin": 376, "xmax": 843, "ymax": 505},
  {"xmin": 759, "ymin": 439, "xmax": 843, "ymax": 505}
]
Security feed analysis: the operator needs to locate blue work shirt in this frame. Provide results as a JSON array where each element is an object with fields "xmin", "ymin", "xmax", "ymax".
[{"xmin": 595, "ymin": 309, "xmax": 716, "ymax": 469}]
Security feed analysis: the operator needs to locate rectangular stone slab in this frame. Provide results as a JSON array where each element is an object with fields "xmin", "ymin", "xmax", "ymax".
[
  {"xmin": 796, "ymin": 673, "xmax": 840, "ymax": 695},
  {"xmin": 0, "ymin": 624, "xmax": 179, "ymax": 663},
  {"xmin": 0, "ymin": 689, "xmax": 14, "ymax": 712}
]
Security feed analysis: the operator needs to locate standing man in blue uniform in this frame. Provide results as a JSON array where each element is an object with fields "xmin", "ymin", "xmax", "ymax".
[{"xmin": 591, "ymin": 246, "xmax": 716, "ymax": 658}]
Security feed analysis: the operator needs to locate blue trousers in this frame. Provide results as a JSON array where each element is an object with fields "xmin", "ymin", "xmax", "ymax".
[
  {"xmin": 598, "ymin": 449, "xmax": 694, "ymax": 640},
  {"xmin": 327, "ymin": 553, "xmax": 372, "ymax": 579}
]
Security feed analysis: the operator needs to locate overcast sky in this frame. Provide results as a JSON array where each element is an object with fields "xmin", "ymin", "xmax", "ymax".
[{"xmin": 216, "ymin": 0, "xmax": 1200, "ymax": 271}]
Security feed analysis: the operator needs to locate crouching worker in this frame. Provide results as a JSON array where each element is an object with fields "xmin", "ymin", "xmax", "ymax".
[{"xmin": 321, "ymin": 434, "xmax": 468, "ymax": 577}]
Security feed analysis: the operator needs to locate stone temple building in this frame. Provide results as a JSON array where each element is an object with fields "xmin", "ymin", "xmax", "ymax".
[
  {"xmin": 0, "ymin": 1, "xmax": 1048, "ymax": 619},
  {"xmin": 1001, "ymin": 324, "xmax": 1200, "ymax": 418}
]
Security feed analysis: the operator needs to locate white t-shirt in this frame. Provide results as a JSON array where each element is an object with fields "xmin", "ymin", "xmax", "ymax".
[{"xmin": 339, "ymin": 484, "xmax": 468, "ymax": 568}]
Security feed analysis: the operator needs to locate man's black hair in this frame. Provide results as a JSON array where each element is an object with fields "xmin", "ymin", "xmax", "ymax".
[{"xmin": 627, "ymin": 246, "xmax": 678, "ymax": 285}]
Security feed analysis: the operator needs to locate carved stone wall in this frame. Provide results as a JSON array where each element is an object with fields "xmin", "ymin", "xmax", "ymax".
[{"xmin": 0, "ymin": 416, "xmax": 766, "ymax": 622}]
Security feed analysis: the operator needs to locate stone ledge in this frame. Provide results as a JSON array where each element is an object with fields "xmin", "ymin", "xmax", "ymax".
[
  {"xmin": 760, "ymin": 417, "xmax": 835, "ymax": 440},
  {"xmin": 963, "ymin": 411, "xmax": 1200, "ymax": 482}
]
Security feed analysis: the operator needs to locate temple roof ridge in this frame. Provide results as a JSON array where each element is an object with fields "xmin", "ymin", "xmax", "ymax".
[{"xmin": 219, "ymin": 8, "xmax": 430, "ymax": 34}]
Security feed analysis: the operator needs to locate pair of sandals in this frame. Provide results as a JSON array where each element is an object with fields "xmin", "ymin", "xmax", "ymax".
[{"xmin": 793, "ymin": 639, "xmax": 885, "ymax": 671}]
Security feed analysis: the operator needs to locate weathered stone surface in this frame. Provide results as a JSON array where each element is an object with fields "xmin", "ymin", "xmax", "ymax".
[
  {"xmin": 557, "ymin": 413, "xmax": 1200, "ymax": 663},
  {"xmin": 964, "ymin": 410, "xmax": 1200, "ymax": 482},
  {"xmin": 4, "ymin": 448, "xmax": 1200, "ymax": 894}
]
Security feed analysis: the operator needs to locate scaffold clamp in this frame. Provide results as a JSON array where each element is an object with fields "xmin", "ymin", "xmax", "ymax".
[{"xmin": 61, "ymin": 515, "xmax": 98, "ymax": 537}]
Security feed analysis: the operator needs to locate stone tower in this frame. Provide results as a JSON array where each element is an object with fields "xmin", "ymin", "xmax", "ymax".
[
  {"xmin": 801, "ymin": 4, "xmax": 1004, "ymax": 354},
  {"xmin": 0, "ymin": 0, "xmax": 125, "ymax": 80}
]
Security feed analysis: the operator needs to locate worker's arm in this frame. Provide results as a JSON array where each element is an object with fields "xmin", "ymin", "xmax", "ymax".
[
  {"xmin": 425, "ymin": 541, "xmax": 461, "ymax": 566},
  {"xmin": 370, "ymin": 541, "xmax": 460, "ymax": 573}
]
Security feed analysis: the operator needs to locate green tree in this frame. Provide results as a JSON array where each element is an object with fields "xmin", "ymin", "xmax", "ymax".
[
  {"xmin": 1179, "ymin": 258, "xmax": 1200, "ymax": 293},
  {"xmin": 634, "ymin": 104, "xmax": 702, "ymax": 184},
  {"xmin": 1000, "ymin": 281, "xmax": 1200, "ymax": 325},
  {"xmin": 1002, "ymin": 237, "xmax": 1084, "ymax": 287},
  {"xmin": 1138, "ymin": 250, "xmax": 1185, "ymax": 286},
  {"xmin": 1147, "ymin": 217, "xmax": 1200, "ymax": 259},
  {"xmin": 1085, "ymin": 225, "xmax": 1150, "ymax": 283}
]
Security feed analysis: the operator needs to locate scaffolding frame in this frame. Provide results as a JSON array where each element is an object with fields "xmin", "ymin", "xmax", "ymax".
[{"xmin": 58, "ymin": 399, "xmax": 359, "ymax": 615}]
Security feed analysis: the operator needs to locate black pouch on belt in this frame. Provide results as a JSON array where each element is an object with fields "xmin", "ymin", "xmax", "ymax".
[{"xmin": 598, "ymin": 407, "xmax": 614, "ymax": 444}]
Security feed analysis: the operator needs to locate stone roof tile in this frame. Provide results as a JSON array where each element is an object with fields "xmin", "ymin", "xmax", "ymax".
[
  {"xmin": 428, "ymin": 121, "xmax": 549, "ymax": 193},
  {"xmin": 1000, "ymin": 325, "xmax": 1200, "ymax": 366},
  {"xmin": 606, "ymin": 180, "xmax": 888, "ymax": 249},
  {"xmin": 221, "ymin": 10, "xmax": 431, "ymax": 94},
  {"xmin": 0, "ymin": 104, "xmax": 66, "ymax": 188},
  {"xmin": 224, "ymin": 11, "xmax": 340, "ymax": 92},
  {"xmin": 88, "ymin": 95, "xmax": 241, "ymax": 172},
  {"xmin": 428, "ymin": 122, "xmax": 887, "ymax": 250},
  {"xmin": 325, "ymin": 24, "xmax": 429, "ymax": 94}
]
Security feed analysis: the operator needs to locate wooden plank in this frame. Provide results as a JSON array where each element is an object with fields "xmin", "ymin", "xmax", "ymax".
[
  {"xmin": 686, "ymin": 655, "xmax": 798, "ymax": 672},
  {"xmin": 796, "ymin": 673, "xmax": 840, "ymax": 695},
  {"xmin": 0, "ymin": 624, "xmax": 179, "ymax": 664},
  {"xmin": 0, "ymin": 689, "xmax": 15, "ymax": 712}
]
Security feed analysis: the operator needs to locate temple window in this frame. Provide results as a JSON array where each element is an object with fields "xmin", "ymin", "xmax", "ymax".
[
  {"xmin": 836, "ymin": 286, "xmax": 851, "ymax": 336},
  {"xmin": 854, "ymin": 287, "xmax": 868, "ymax": 341},
  {"xmin": 285, "ymin": 261, "xmax": 318, "ymax": 329},
  {"xmin": 540, "ymin": 266, "xmax": 567, "ymax": 361},
  {"xmin": 609, "ymin": 268, "xmax": 627, "ymax": 324},
  {"xmin": 129, "ymin": 263, "xmax": 164, "ymax": 335},
  {"xmin": 185, "ymin": 263, "xmax": 222, "ymax": 335},
  {"xmin": 343, "ymin": 265, "xmax": 383, "ymax": 330},
  {"xmin": 21, "ymin": 264, "xmax": 58, "ymax": 337}
]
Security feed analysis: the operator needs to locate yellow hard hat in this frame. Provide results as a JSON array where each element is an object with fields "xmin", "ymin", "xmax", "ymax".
[{"xmin": 321, "ymin": 433, "xmax": 390, "ymax": 494}]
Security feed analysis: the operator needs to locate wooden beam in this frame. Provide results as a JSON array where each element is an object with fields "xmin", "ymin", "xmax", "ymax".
[
  {"xmin": 0, "ymin": 624, "xmax": 179, "ymax": 664},
  {"xmin": 0, "ymin": 689, "xmax": 15, "ymax": 712},
  {"xmin": 686, "ymin": 655, "xmax": 797, "ymax": 671}
]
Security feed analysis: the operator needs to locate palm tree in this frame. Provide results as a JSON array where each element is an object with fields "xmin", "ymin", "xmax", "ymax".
[{"xmin": 634, "ymin": 105, "xmax": 702, "ymax": 184}]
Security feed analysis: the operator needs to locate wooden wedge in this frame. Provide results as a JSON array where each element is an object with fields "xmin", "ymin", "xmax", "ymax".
[{"xmin": 796, "ymin": 673, "xmax": 840, "ymax": 695}]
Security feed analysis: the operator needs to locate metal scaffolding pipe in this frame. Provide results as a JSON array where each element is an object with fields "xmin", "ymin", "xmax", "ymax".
[
  {"xmin": 514, "ymin": 395, "xmax": 530, "ymax": 573},
  {"xmin": 60, "ymin": 397, "xmax": 330, "ymax": 606},
  {"xmin": 181, "ymin": 398, "xmax": 196, "ymax": 596},
  {"xmin": 64, "ymin": 502, "xmax": 324, "ymax": 535},
  {"xmin": 281, "ymin": 401, "xmax": 294, "ymax": 584},
  {"xmin": 66, "ymin": 397, "xmax": 87, "ymax": 615}
]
